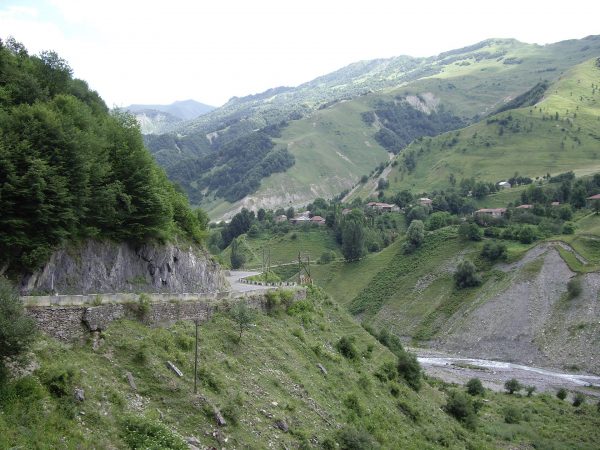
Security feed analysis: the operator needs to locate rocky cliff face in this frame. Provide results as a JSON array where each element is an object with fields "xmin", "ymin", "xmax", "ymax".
[{"xmin": 19, "ymin": 240, "xmax": 228, "ymax": 295}]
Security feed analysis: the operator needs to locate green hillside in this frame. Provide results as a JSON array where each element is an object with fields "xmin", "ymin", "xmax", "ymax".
[
  {"xmin": 199, "ymin": 37, "xmax": 600, "ymax": 219},
  {"xmin": 370, "ymin": 58, "xmax": 600, "ymax": 197},
  {"xmin": 3, "ymin": 287, "xmax": 600, "ymax": 449}
]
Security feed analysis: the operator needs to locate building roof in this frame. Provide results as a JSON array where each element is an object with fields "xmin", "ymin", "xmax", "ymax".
[
  {"xmin": 587, "ymin": 194, "xmax": 600, "ymax": 200},
  {"xmin": 475, "ymin": 208, "xmax": 507, "ymax": 214},
  {"xmin": 498, "ymin": 181, "xmax": 511, "ymax": 186},
  {"xmin": 551, "ymin": 201, "xmax": 560, "ymax": 206},
  {"xmin": 516, "ymin": 204, "xmax": 533, "ymax": 209},
  {"xmin": 367, "ymin": 202, "xmax": 395, "ymax": 208}
]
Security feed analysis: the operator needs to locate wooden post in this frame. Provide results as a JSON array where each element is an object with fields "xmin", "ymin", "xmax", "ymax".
[{"xmin": 194, "ymin": 319, "xmax": 199, "ymax": 394}]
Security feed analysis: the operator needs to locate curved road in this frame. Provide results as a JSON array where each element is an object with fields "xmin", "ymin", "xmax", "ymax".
[{"xmin": 226, "ymin": 270, "xmax": 270, "ymax": 293}]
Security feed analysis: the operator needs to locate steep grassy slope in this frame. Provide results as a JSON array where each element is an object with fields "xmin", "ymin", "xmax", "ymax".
[
  {"xmin": 206, "ymin": 98, "xmax": 391, "ymax": 218},
  {"xmin": 314, "ymin": 213, "xmax": 600, "ymax": 374},
  {"xmin": 3, "ymin": 288, "xmax": 600, "ymax": 449},
  {"xmin": 370, "ymin": 58, "xmax": 600, "ymax": 197}
]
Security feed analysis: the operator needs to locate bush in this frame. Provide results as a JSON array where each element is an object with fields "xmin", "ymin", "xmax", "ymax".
[
  {"xmin": 466, "ymin": 378, "xmax": 485, "ymax": 396},
  {"xmin": 336, "ymin": 426, "xmax": 379, "ymax": 450},
  {"xmin": 556, "ymin": 388, "xmax": 568, "ymax": 400},
  {"xmin": 481, "ymin": 241, "xmax": 508, "ymax": 261},
  {"xmin": 445, "ymin": 390, "xmax": 478, "ymax": 429},
  {"xmin": 397, "ymin": 351, "xmax": 421, "ymax": 391},
  {"xmin": 562, "ymin": 221, "xmax": 575, "ymax": 234},
  {"xmin": 0, "ymin": 277, "xmax": 37, "ymax": 377},
  {"xmin": 375, "ymin": 361, "xmax": 398, "ymax": 382},
  {"xmin": 406, "ymin": 220, "xmax": 425, "ymax": 247},
  {"xmin": 567, "ymin": 277, "xmax": 583, "ymax": 298},
  {"xmin": 518, "ymin": 225, "xmax": 537, "ymax": 244},
  {"xmin": 526, "ymin": 386, "xmax": 536, "ymax": 397},
  {"xmin": 504, "ymin": 378, "xmax": 522, "ymax": 394},
  {"xmin": 343, "ymin": 392, "xmax": 363, "ymax": 416},
  {"xmin": 121, "ymin": 415, "xmax": 187, "ymax": 450},
  {"xmin": 319, "ymin": 250, "xmax": 335, "ymax": 264},
  {"xmin": 573, "ymin": 392, "xmax": 586, "ymax": 407},
  {"xmin": 39, "ymin": 366, "xmax": 77, "ymax": 398},
  {"xmin": 336, "ymin": 336, "xmax": 358, "ymax": 360},
  {"xmin": 454, "ymin": 260, "xmax": 481, "ymax": 289},
  {"xmin": 458, "ymin": 222, "xmax": 482, "ymax": 241},
  {"xmin": 503, "ymin": 405, "xmax": 522, "ymax": 424}
]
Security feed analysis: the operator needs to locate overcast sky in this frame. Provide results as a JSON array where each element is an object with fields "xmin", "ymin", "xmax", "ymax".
[{"xmin": 1, "ymin": 0, "xmax": 599, "ymax": 107}]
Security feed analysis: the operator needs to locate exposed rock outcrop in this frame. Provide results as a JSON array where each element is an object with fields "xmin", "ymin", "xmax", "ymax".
[{"xmin": 19, "ymin": 240, "xmax": 228, "ymax": 295}]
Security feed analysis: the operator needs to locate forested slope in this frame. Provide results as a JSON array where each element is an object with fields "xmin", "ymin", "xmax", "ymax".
[{"xmin": 0, "ymin": 39, "xmax": 206, "ymax": 274}]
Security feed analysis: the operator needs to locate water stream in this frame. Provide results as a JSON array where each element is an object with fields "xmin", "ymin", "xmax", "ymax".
[{"xmin": 417, "ymin": 355, "xmax": 600, "ymax": 388}]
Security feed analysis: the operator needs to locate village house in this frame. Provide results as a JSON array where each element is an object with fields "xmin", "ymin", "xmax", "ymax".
[
  {"xmin": 551, "ymin": 201, "xmax": 560, "ymax": 207},
  {"xmin": 587, "ymin": 194, "xmax": 600, "ymax": 208},
  {"xmin": 516, "ymin": 204, "xmax": 533, "ymax": 209},
  {"xmin": 474, "ymin": 208, "xmax": 507, "ymax": 218},
  {"xmin": 275, "ymin": 214, "xmax": 288, "ymax": 223},
  {"xmin": 498, "ymin": 181, "xmax": 512, "ymax": 189},
  {"xmin": 310, "ymin": 215, "xmax": 326, "ymax": 225},
  {"xmin": 341, "ymin": 208, "xmax": 352, "ymax": 215},
  {"xmin": 418, "ymin": 197, "xmax": 432, "ymax": 207},
  {"xmin": 366, "ymin": 202, "xmax": 400, "ymax": 212}
]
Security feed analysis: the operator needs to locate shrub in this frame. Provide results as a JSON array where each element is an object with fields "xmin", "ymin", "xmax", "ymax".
[
  {"xmin": 503, "ymin": 405, "xmax": 522, "ymax": 424},
  {"xmin": 343, "ymin": 392, "xmax": 363, "ymax": 416},
  {"xmin": 137, "ymin": 293, "xmax": 151, "ymax": 319},
  {"xmin": 556, "ymin": 388, "xmax": 568, "ymax": 400},
  {"xmin": 567, "ymin": 277, "xmax": 583, "ymax": 298},
  {"xmin": 375, "ymin": 361, "xmax": 398, "ymax": 382},
  {"xmin": 39, "ymin": 366, "xmax": 77, "ymax": 398},
  {"xmin": 526, "ymin": 386, "xmax": 536, "ymax": 397},
  {"xmin": 319, "ymin": 250, "xmax": 335, "ymax": 264},
  {"xmin": 406, "ymin": 220, "xmax": 425, "ymax": 247},
  {"xmin": 445, "ymin": 390, "xmax": 478, "ymax": 429},
  {"xmin": 458, "ymin": 222, "xmax": 482, "ymax": 241},
  {"xmin": 454, "ymin": 260, "xmax": 481, "ymax": 288},
  {"xmin": 481, "ymin": 241, "xmax": 508, "ymax": 261},
  {"xmin": 562, "ymin": 221, "xmax": 575, "ymax": 234},
  {"xmin": 336, "ymin": 336, "xmax": 358, "ymax": 360},
  {"xmin": 504, "ymin": 378, "xmax": 522, "ymax": 394},
  {"xmin": 466, "ymin": 378, "xmax": 485, "ymax": 396},
  {"xmin": 0, "ymin": 277, "xmax": 37, "ymax": 377},
  {"xmin": 229, "ymin": 302, "xmax": 256, "ymax": 342},
  {"xmin": 336, "ymin": 426, "xmax": 379, "ymax": 450},
  {"xmin": 397, "ymin": 351, "xmax": 421, "ymax": 391},
  {"xmin": 121, "ymin": 415, "xmax": 187, "ymax": 450},
  {"xmin": 573, "ymin": 392, "xmax": 586, "ymax": 407},
  {"xmin": 518, "ymin": 225, "xmax": 536, "ymax": 244}
]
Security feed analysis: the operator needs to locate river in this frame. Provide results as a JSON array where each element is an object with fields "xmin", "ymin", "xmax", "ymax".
[{"xmin": 415, "ymin": 350, "xmax": 600, "ymax": 398}]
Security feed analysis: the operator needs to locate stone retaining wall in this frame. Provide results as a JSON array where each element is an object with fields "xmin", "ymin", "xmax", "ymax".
[{"xmin": 25, "ymin": 288, "xmax": 306, "ymax": 341}]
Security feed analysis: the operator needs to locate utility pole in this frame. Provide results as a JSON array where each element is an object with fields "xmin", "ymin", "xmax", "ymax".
[{"xmin": 194, "ymin": 319, "xmax": 199, "ymax": 394}]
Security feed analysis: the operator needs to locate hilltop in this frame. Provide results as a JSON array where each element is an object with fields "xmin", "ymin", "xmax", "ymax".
[
  {"xmin": 125, "ymin": 100, "xmax": 215, "ymax": 134},
  {"xmin": 358, "ymin": 57, "xmax": 600, "ymax": 199},
  {"xmin": 145, "ymin": 35, "xmax": 600, "ymax": 219}
]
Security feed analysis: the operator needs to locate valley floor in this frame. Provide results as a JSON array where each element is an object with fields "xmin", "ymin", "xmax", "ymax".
[{"xmin": 415, "ymin": 348, "xmax": 600, "ymax": 399}]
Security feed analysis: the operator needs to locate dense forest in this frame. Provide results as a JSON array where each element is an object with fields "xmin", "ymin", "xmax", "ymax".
[
  {"xmin": 160, "ymin": 123, "xmax": 295, "ymax": 205},
  {"xmin": 0, "ymin": 39, "xmax": 207, "ymax": 273},
  {"xmin": 362, "ymin": 98, "xmax": 465, "ymax": 154}
]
